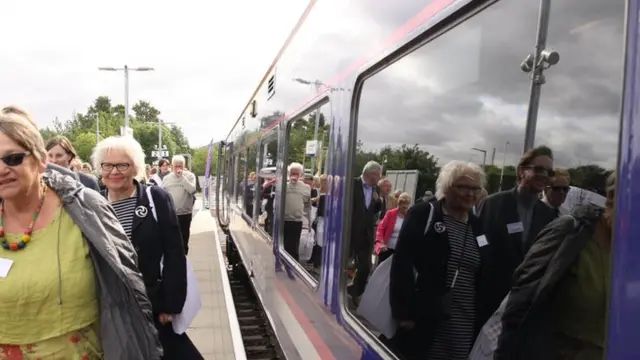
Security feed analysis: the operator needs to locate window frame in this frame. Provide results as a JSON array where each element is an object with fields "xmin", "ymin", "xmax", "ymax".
[
  {"xmin": 338, "ymin": 0, "xmax": 502, "ymax": 352},
  {"xmin": 278, "ymin": 97, "xmax": 330, "ymax": 290}
]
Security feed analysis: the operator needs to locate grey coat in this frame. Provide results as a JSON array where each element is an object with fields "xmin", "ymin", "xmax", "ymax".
[{"xmin": 43, "ymin": 168, "xmax": 163, "ymax": 360}]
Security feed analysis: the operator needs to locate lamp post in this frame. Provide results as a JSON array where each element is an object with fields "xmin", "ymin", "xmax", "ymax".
[
  {"xmin": 471, "ymin": 147, "xmax": 487, "ymax": 171},
  {"xmin": 94, "ymin": 112, "xmax": 100, "ymax": 144},
  {"xmin": 98, "ymin": 65, "xmax": 154, "ymax": 132},
  {"xmin": 292, "ymin": 78, "xmax": 323, "ymax": 174},
  {"xmin": 499, "ymin": 141, "xmax": 510, "ymax": 191}
]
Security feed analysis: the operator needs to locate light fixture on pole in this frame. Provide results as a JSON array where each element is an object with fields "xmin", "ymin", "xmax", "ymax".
[
  {"xmin": 98, "ymin": 65, "xmax": 154, "ymax": 132},
  {"xmin": 471, "ymin": 147, "xmax": 488, "ymax": 171}
]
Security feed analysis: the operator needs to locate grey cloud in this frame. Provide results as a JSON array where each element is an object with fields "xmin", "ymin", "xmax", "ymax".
[{"xmin": 355, "ymin": 0, "xmax": 624, "ymax": 170}]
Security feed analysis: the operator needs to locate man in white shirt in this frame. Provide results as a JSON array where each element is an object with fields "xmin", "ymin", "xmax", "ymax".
[{"xmin": 163, "ymin": 155, "xmax": 197, "ymax": 254}]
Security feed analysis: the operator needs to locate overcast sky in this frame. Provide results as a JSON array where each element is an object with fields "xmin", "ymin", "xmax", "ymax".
[{"xmin": 1, "ymin": 0, "xmax": 308, "ymax": 147}]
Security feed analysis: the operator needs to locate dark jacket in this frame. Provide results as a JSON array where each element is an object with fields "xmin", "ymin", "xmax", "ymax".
[
  {"xmin": 390, "ymin": 200, "xmax": 494, "ymax": 341},
  {"xmin": 350, "ymin": 177, "xmax": 382, "ymax": 253},
  {"xmin": 495, "ymin": 204, "xmax": 604, "ymax": 359},
  {"xmin": 476, "ymin": 187, "xmax": 557, "ymax": 313},
  {"xmin": 102, "ymin": 181, "xmax": 187, "ymax": 315},
  {"xmin": 46, "ymin": 163, "xmax": 100, "ymax": 191},
  {"xmin": 44, "ymin": 169, "xmax": 162, "ymax": 359}
]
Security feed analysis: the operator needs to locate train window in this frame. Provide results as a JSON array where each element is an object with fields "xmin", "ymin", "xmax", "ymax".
[
  {"xmin": 256, "ymin": 131, "xmax": 278, "ymax": 239},
  {"xmin": 346, "ymin": 0, "xmax": 624, "ymax": 355},
  {"xmin": 281, "ymin": 103, "xmax": 330, "ymax": 281},
  {"xmin": 243, "ymin": 143, "xmax": 259, "ymax": 220},
  {"xmin": 234, "ymin": 152, "xmax": 246, "ymax": 208}
]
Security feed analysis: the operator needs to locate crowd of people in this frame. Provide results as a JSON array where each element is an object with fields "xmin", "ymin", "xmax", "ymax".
[
  {"xmin": 0, "ymin": 105, "xmax": 202, "ymax": 359},
  {"xmin": 352, "ymin": 146, "xmax": 614, "ymax": 360}
]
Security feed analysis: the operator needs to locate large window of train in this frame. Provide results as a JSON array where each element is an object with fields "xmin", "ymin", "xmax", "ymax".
[
  {"xmin": 242, "ymin": 143, "xmax": 258, "ymax": 220},
  {"xmin": 346, "ymin": 0, "xmax": 624, "ymax": 355},
  {"xmin": 234, "ymin": 152, "xmax": 246, "ymax": 208},
  {"xmin": 256, "ymin": 131, "xmax": 279, "ymax": 239},
  {"xmin": 282, "ymin": 103, "xmax": 330, "ymax": 280}
]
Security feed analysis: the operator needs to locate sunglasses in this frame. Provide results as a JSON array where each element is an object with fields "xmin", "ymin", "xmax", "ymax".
[{"xmin": 0, "ymin": 152, "xmax": 31, "ymax": 167}]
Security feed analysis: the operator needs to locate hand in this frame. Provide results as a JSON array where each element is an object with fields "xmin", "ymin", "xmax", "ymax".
[
  {"xmin": 158, "ymin": 313, "xmax": 173, "ymax": 324},
  {"xmin": 372, "ymin": 191, "xmax": 379, "ymax": 201},
  {"xmin": 379, "ymin": 245, "xmax": 387, "ymax": 252},
  {"xmin": 176, "ymin": 169, "xmax": 183, "ymax": 176}
]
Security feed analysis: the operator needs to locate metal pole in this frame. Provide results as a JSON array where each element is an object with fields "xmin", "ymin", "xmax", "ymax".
[
  {"xmin": 482, "ymin": 151, "xmax": 487, "ymax": 171},
  {"xmin": 95, "ymin": 112, "xmax": 100, "ymax": 144},
  {"xmin": 523, "ymin": 0, "xmax": 551, "ymax": 152},
  {"xmin": 124, "ymin": 65, "xmax": 130, "ymax": 131},
  {"xmin": 309, "ymin": 81, "xmax": 321, "ymax": 174},
  {"xmin": 499, "ymin": 141, "xmax": 509, "ymax": 191},
  {"xmin": 158, "ymin": 119, "xmax": 163, "ymax": 160}
]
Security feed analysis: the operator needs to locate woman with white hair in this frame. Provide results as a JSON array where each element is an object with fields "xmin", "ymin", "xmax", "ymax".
[
  {"xmin": 389, "ymin": 160, "xmax": 494, "ymax": 360},
  {"xmin": 94, "ymin": 136, "xmax": 201, "ymax": 359},
  {"xmin": 0, "ymin": 106, "xmax": 161, "ymax": 358}
]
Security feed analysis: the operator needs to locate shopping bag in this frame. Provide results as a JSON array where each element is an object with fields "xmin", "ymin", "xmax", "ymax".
[
  {"xmin": 356, "ymin": 255, "xmax": 396, "ymax": 338},
  {"xmin": 170, "ymin": 259, "xmax": 202, "ymax": 334},
  {"xmin": 299, "ymin": 228, "xmax": 315, "ymax": 262},
  {"xmin": 468, "ymin": 293, "xmax": 510, "ymax": 360}
]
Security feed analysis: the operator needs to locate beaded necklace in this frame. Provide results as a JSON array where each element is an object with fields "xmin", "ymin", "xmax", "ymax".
[{"xmin": 0, "ymin": 184, "xmax": 48, "ymax": 251}]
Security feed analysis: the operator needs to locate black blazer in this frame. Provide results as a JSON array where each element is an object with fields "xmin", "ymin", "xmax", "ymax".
[
  {"xmin": 350, "ymin": 177, "xmax": 381, "ymax": 252},
  {"xmin": 46, "ymin": 163, "xmax": 100, "ymax": 192},
  {"xmin": 103, "ymin": 181, "xmax": 187, "ymax": 315},
  {"xmin": 390, "ymin": 200, "xmax": 494, "ymax": 338},
  {"xmin": 476, "ymin": 187, "xmax": 558, "ymax": 313}
]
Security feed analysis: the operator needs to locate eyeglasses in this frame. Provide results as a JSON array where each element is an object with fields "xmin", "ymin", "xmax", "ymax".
[
  {"xmin": 523, "ymin": 165, "xmax": 555, "ymax": 177},
  {"xmin": 0, "ymin": 152, "xmax": 31, "ymax": 167},
  {"xmin": 101, "ymin": 163, "xmax": 131, "ymax": 172}
]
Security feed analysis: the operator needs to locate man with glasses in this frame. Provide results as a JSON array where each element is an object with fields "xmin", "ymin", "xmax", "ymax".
[
  {"xmin": 476, "ymin": 145, "xmax": 559, "ymax": 316},
  {"xmin": 541, "ymin": 168, "xmax": 571, "ymax": 215}
]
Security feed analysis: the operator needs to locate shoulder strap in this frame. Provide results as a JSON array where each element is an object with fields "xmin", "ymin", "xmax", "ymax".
[
  {"xmin": 423, "ymin": 202, "xmax": 435, "ymax": 235},
  {"xmin": 146, "ymin": 186, "xmax": 157, "ymax": 221}
]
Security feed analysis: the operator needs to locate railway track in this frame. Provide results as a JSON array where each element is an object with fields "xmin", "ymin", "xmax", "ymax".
[{"xmin": 224, "ymin": 235, "xmax": 283, "ymax": 360}]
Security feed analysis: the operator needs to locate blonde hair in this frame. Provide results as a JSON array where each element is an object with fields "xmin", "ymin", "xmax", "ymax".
[
  {"xmin": 0, "ymin": 106, "xmax": 47, "ymax": 161},
  {"xmin": 435, "ymin": 160, "xmax": 486, "ymax": 200},
  {"xmin": 397, "ymin": 192, "xmax": 412, "ymax": 204}
]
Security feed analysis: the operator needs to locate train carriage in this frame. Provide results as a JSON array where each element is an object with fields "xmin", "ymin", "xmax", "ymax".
[{"xmin": 211, "ymin": 0, "xmax": 637, "ymax": 358}]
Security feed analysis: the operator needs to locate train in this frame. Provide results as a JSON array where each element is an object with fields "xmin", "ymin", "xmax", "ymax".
[{"xmin": 209, "ymin": 0, "xmax": 637, "ymax": 358}]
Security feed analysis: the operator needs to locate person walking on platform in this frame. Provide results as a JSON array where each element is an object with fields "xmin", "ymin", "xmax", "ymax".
[
  {"xmin": 0, "ymin": 106, "xmax": 162, "ymax": 359},
  {"xmin": 163, "ymin": 155, "xmax": 197, "ymax": 254},
  {"xmin": 94, "ymin": 135, "xmax": 203, "ymax": 359}
]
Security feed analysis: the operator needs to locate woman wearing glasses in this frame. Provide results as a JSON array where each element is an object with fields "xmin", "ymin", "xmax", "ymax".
[
  {"xmin": 0, "ymin": 106, "xmax": 161, "ymax": 359},
  {"xmin": 94, "ymin": 136, "xmax": 201, "ymax": 359}
]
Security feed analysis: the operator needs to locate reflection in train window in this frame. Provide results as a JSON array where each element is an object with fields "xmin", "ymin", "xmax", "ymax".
[
  {"xmin": 282, "ymin": 103, "xmax": 330, "ymax": 280},
  {"xmin": 243, "ymin": 143, "xmax": 258, "ymax": 219},
  {"xmin": 235, "ymin": 153, "xmax": 246, "ymax": 208},
  {"xmin": 256, "ymin": 133, "xmax": 278, "ymax": 238},
  {"xmin": 346, "ymin": 0, "xmax": 623, "ymax": 356}
]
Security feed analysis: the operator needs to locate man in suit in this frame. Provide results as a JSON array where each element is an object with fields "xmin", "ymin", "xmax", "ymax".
[
  {"xmin": 348, "ymin": 160, "xmax": 383, "ymax": 306},
  {"xmin": 476, "ymin": 145, "xmax": 559, "ymax": 313}
]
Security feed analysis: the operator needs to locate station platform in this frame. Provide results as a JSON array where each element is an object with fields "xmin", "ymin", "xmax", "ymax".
[{"xmin": 185, "ymin": 199, "xmax": 245, "ymax": 360}]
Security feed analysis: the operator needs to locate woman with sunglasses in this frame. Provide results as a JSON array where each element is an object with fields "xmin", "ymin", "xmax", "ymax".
[{"xmin": 0, "ymin": 106, "xmax": 161, "ymax": 359}]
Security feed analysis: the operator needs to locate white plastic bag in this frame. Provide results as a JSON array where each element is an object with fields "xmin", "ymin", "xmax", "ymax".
[
  {"xmin": 356, "ymin": 255, "xmax": 396, "ymax": 338},
  {"xmin": 468, "ymin": 294, "xmax": 510, "ymax": 360},
  {"xmin": 316, "ymin": 217, "xmax": 325, "ymax": 247},
  {"xmin": 299, "ymin": 228, "xmax": 315, "ymax": 262}
]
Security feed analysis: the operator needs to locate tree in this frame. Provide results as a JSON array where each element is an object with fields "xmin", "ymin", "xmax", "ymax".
[
  {"xmin": 132, "ymin": 101, "xmax": 160, "ymax": 124},
  {"xmin": 73, "ymin": 132, "xmax": 97, "ymax": 162}
]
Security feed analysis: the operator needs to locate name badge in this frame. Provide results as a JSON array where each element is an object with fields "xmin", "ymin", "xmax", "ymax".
[
  {"xmin": 476, "ymin": 235, "xmax": 489, "ymax": 247},
  {"xmin": 507, "ymin": 222, "xmax": 524, "ymax": 234},
  {"xmin": 0, "ymin": 258, "xmax": 14, "ymax": 278}
]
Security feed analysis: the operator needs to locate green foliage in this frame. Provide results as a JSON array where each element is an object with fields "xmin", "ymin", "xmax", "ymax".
[{"xmin": 39, "ymin": 96, "xmax": 195, "ymax": 169}]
